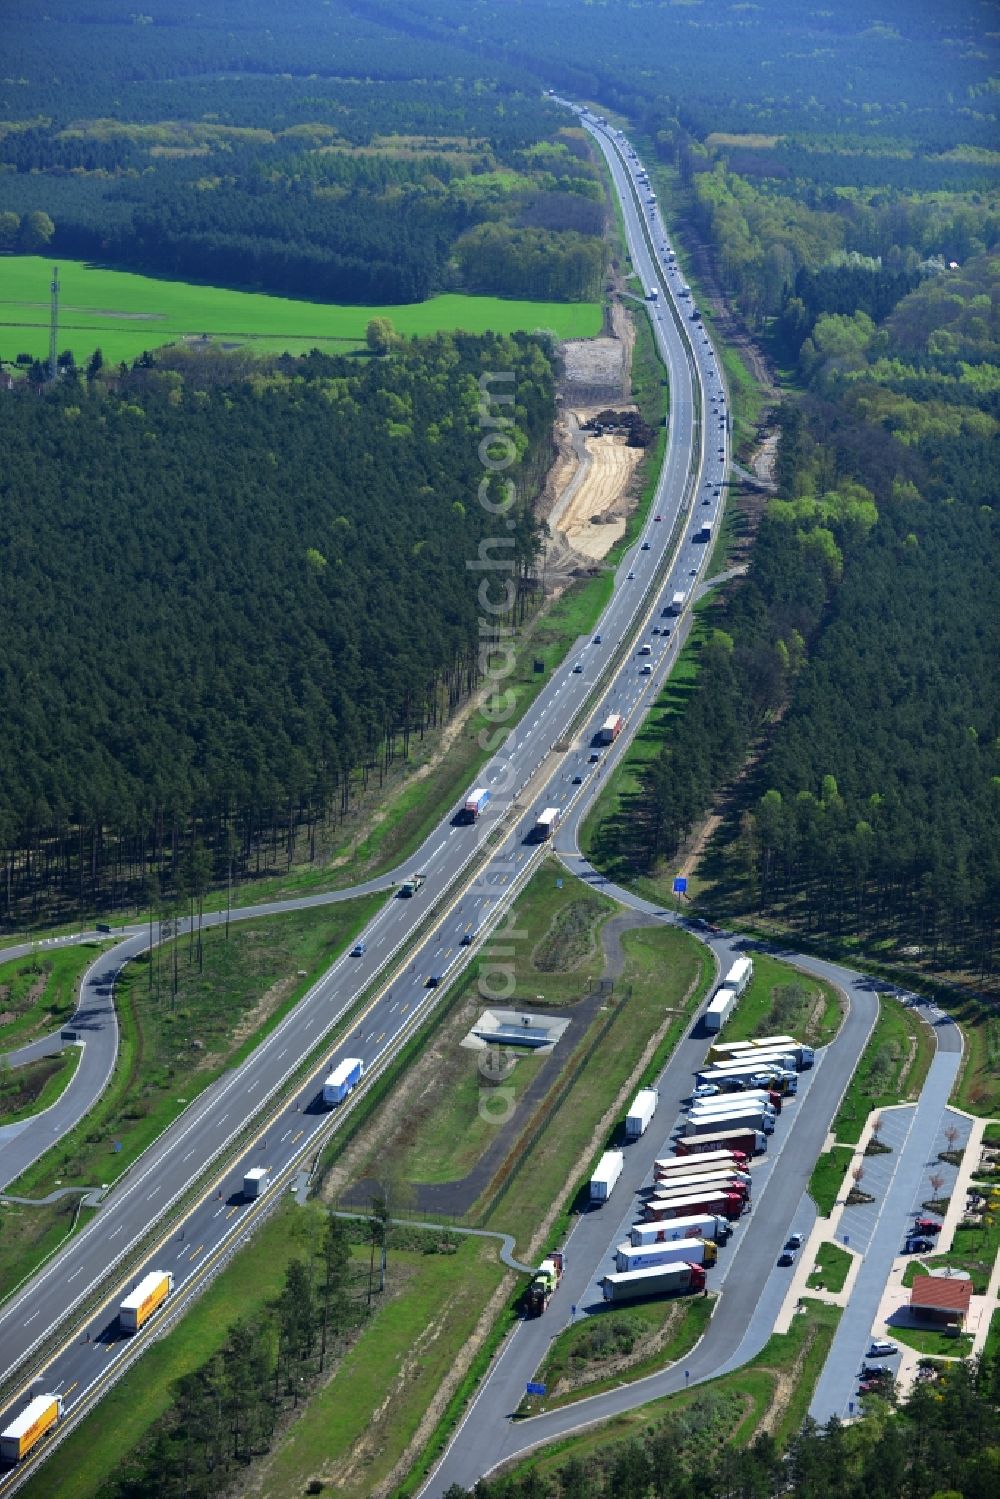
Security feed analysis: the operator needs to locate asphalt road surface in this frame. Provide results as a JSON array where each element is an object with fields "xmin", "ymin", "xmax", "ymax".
[{"xmin": 0, "ymin": 97, "xmax": 732, "ymax": 1484}]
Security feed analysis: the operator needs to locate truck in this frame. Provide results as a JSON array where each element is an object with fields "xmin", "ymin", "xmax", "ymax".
[
  {"xmin": 601, "ymin": 1261, "xmax": 706, "ymax": 1303},
  {"xmin": 668, "ymin": 590, "xmax": 687, "ymax": 615},
  {"xmin": 625, "ymin": 1088, "xmax": 658, "ymax": 1140},
  {"xmin": 644, "ymin": 1189, "xmax": 743, "ymax": 1222},
  {"xmin": 590, "ymin": 1150, "xmax": 624, "ymax": 1204},
  {"xmin": 653, "ymin": 1157, "xmax": 746, "ymax": 1181},
  {"xmin": 525, "ymin": 1249, "xmax": 565, "ymax": 1317},
  {"xmin": 530, "ymin": 806, "xmax": 560, "ymax": 842},
  {"xmin": 724, "ymin": 956, "xmax": 754, "ymax": 996},
  {"xmin": 398, "ymin": 872, "xmax": 426, "ymax": 897},
  {"xmin": 646, "ymin": 286, "xmax": 659, "ymax": 301},
  {"xmin": 630, "ymin": 1212, "xmax": 732, "ymax": 1246},
  {"xmin": 650, "ymin": 1171, "xmax": 749, "ymax": 1202},
  {"xmin": 695, "ymin": 520, "xmax": 713, "ymax": 543},
  {"xmin": 685, "ymin": 1107, "xmax": 774, "ymax": 1137},
  {"xmin": 0, "ymin": 1394, "xmax": 63, "ymax": 1463},
  {"xmin": 119, "ymin": 1269, "xmax": 174, "ymax": 1333},
  {"xmin": 707, "ymin": 1039, "xmax": 757, "ymax": 1064},
  {"xmin": 596, "ymin": 713, "xmax": 624, "ymax": 746},
  {"xmin": 736, "ymin": 1046, "xmax": 801, "ymax": 1070},
  {"xmin": 322, "ymin": 1056, "xmax": 364, "ymax": 1107},
  {"xmin": 616, "ymin": 1237, "xmax": 717, "ymax": 1273},
  {"xmin": 242, "ymin": 1167, "xmax": 269, "ymax": 1201},
  {"xmin": 699, "ymin": 1059, "xmax": 797, "ymax": 1090},
  {"xmin": 675, "ymin": 1127, "xmax": 767, "ymax": 1158},
  {"xmin": 691, "ymin": 1087, "xmax": 781, "ymax": 1115},
  {"xmin": 462, "ymin": 787, "xmax": 491, "ymax": 823},
  {"xmin": 750, "ymin": 1035, "xmax": 815, "ymax": 1068},
  {"xmin": 704, "ymin": 983, "xmax": 739, "ymax": 1033},
  {"xmin": 653, "ymin": 1148, "xmax": 749, "ymax": 1175}
]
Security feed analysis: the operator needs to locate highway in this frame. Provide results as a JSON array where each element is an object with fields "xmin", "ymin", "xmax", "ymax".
[{"xmin": 0, "ymin": 104, "xmax": 731, "ymax": 1484}]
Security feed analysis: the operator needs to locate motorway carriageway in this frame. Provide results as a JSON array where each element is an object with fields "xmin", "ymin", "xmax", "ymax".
[{"xmin": 0, "ymin": 95, "xmax": 726, "ymax": 1486}]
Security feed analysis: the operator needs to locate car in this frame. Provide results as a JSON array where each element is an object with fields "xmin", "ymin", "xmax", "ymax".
[
  {"xmin": 641, "ymin": 541, "xmax": 651, "ymax": 551},
  {"xmin": 861, "ymin": 1364, "xmax": 893, "ymax": 1380},
  {"xmin": 572, "ymin": 774, "xmax": 583, "ymax": 784},
  {"xmin": 640, "ymin": 664, "xmax": 653, "ymax": 675},
  {"xmin": 589, "ymin": 752, "xmax": 600, "ymax": 763},
  {"xmin": 913, "ymin": 1218, "xmax": 941, "ymax": 1234},
  {"xmin": 654, "ymin": 514, "xmax": 662, "ymax": 522},
  {"xmin": 627, "ymin": 570, "xmax": 635, "ymax": 580},
  {"xmin": 460, "ymin": 932, "xmax": 474, "ymax": 946},
  {"xmin": 351, "ymin": 941, "xmax": 367, "ymax": 957},
  {"xmin": 426, "ymin": 973, "xmax": 444, "ymax": 988},
  {"xmin": 689, "ymin": 567, "xmax": 697, "ymax": 575},
  {"xmin": 868, "ymin": 1340, "xmax": 898, "ymax": 1357},
  {"xmin": 785, "ymin": 1233, "xmax": 804, "ymax": 1250},
  {"xmin": 652, "ymin": 626, "xmax": 661, "ymax": 634},
  {"xmin": 572, "ymin": 663, "xmax": 583, "ymax": 673},
  {"xmin": 593, "ymin": 634, "xmax": 602, "ymax": 644},
  {"xmin": 777, "ymin": 1249, "xmax": 796, "ymax": 1267},
  {"xmin": 905, "ymin": 1236, "xmax": 933, "ymax": 1253},
  {"xmin": 702, "ymin": 496, "xmax": 711, "ymax": 505},
  {"xmin": 692, "ymin": 1083, "xmax": 720, "ymax": 1098}
]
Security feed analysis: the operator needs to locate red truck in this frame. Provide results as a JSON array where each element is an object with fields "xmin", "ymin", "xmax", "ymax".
[{"xmin": 644, "ymin": 1189, "xmax": 743, "ymax": 1222}]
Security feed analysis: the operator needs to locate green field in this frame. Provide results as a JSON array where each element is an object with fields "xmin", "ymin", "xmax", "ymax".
[{"xmin": 0, "ymin": 257, "xmax": 601, "ymax": 367}]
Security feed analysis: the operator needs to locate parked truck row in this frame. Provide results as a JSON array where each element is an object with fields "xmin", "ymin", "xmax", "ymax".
[{"xmin": 703, "ymin": 956, "xmax": 753, "ymax": 1034}]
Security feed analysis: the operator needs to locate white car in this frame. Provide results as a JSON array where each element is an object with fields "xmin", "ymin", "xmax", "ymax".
[{"xmin": 692, "ymin": 1083, "xmax": 720, "ymax": 1098}]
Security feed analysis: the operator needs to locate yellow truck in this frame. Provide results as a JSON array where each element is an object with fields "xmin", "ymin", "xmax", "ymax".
[
  {"xmin": 118, "ymin": 1269, "xmax": 173, "ymax": 1333},
  {"xmin": 0, "ymin": 1393, "xmax": 62, "ymax": 1462}
]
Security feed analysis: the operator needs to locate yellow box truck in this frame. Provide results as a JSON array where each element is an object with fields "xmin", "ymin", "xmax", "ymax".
[
  {"xmin": 119, "ymin": 1269, "xmax": 173, "ymax": 1333},
  {"xmin": 0, "ymin": 1393, "xmax": 62, "ymax": 1462}
]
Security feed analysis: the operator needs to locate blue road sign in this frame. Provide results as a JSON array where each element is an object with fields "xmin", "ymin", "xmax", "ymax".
[
  {"xmin": 556, "ymin": 879, "xmax": 563, "ymax": 889},
  {"xmin": 673, "ymin": 876, "xmax": 688, "ymax": 894},
  {"xmin": 526, "ymin": 1382, "xmax": 546, "ymax": 1396}
]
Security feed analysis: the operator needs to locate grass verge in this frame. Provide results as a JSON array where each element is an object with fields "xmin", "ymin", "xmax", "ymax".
[
  {"xmin": 519, "ymin": 1295, "xmax": 714, "ymax": 1414},
  {"xmin": 808, "ymin": 1145, "xmax": 854, "ymax": 1216},
  {"xmin": 721, "ymin": 949, "xmax": 843, "ymax": 1048},
  {"xmin": 0, "ymin": 1046, "xmax": 82, "ymax": 1125},
  {"xmin": 503, "ymin": 1298, "xmax": 840, "ymax": 1489},
  {"xmin": 806, "ymin": 1240, "xmax": 852, "ymax": 1294},
  {"xmin": 832, "ymin": 995, "xmax": 935, "ymax": 1145},
  {"xmin": 0, "ymin": 944, "xmax": 109, "ymax": 1050}
]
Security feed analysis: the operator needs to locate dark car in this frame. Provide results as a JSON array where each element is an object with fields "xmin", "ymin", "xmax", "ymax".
[
  {"xmin": 785, "ymin": 1233, "xmax": 804, "ymax": 1250},
  {"xmin": 914, "ymin": 1217, "xmax": 941, "ymax": 1234},
  {"xmin": 572, "ymin": 774, "xmax": 583, "ymax": 784},
  {"xmin": 861, "ymin": 1364, "xmax": 893, "ymax": 1380},
  {"xmin": 460, "ymin": 932, "xmax": 474, "ymax": 946},
  {"xmin": 905, "ymin": 1236, "xmax": 933, "ymax": 1253},
  {"xmin": 777, "ymin": 1249, "xmax": 796, "ymax": 1267}
]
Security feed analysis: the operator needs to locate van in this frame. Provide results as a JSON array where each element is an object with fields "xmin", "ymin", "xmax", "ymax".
[{"xmin": 868, "ymin": 1339, "xmax": 898, "ymax": 1357}]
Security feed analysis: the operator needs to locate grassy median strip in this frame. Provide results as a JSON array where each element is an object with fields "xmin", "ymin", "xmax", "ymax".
[
  {"xmin": 807, "ymin": 1146, "xmax": 854, "ymax": 1217},
  {"xmin": 832, "ymin": 993, "xmax": 934, "ymax": 1144}
]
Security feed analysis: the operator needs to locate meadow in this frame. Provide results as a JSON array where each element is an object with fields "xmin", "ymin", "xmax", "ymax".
[{"xmin": 0, "ymin": 256, "xmax": 601, "ymax": 367}]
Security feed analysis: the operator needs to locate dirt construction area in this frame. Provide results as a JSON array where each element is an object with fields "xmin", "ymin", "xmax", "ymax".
[{"xmin": 554, "ymin": 426, "xmax": 642, "ymax": 560}]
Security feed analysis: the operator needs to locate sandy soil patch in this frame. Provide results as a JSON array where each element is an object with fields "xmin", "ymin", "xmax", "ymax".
[
  {"xmin": 558, "ymin": 432, "xmax": 641, "ymax": 559},
  {"xmin": 560, "ymin": 335, "xmax": 624, "ymax": 387}
]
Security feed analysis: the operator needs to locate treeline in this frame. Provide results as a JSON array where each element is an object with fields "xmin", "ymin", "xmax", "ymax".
[
  {"xmin": 0, "ymin": 10, "xmax": 607, "ymax": 307},
  {"xmin": 440, "ymin": 1352, "xmax": 1000, "ymax": 1498},
  {"xmin": 111, "ymin": 1214, "xmax": 370, "ymax": 1499},
  {"xmin": 0, "ymin": 332, "xmax": 555, "ymax": 924}
]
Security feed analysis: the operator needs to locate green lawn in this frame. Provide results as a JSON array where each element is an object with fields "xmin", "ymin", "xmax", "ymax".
[
  {"xmin": 504, "ymin": 1298, "xmax": 840, "ymax": 1489},
  {"xmin": 1, "ymin": 256, "xmax": 601, "ymax": 367},
  {"xmin": 808, "ymin": 1146, "xmax": 854, "ymax": 1217},
  {"xmin": 521, "ymin": 1295, "xmax": 713, "ymax": 1413},
  {"xmin": 892, "ymin": 1325, "xmax": 974, "ymax": 1358},
  {"xmin": 0, "ymin": 943, "xmax": 110, "ymax": 1049},
  {"xmin": 720, "ymin": 950, "xmax": 843, "ymax": 1047},
  {"xmin": 806, "ymin": 1239, "xmax": 853, "ymax": 1294},
  {"xmin": 0, "ymin": 896, "xmax": 381, "ymax": 1296},
  {"xmin": 0, "ymin": 1045, "xmax": 81, "ymax": 1126},
  {"xmin": 832, "ymin": 994, "xmax": 935, "ymax": 1144}
]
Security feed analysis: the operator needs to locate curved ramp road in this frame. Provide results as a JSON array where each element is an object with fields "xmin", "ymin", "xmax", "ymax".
[{"xmin": 0, "ymin": 105, "xmax": 729, "ymax": 1484}]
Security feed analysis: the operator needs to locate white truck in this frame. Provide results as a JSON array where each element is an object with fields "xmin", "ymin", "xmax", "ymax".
[
  {"xmin": 323, "ymin": 1057, "xmax": 364, "ymax": 1106},
  {"xmin": 668, "ymin": 590, "xmax": 687, "ymax": 615},
  {"xmin": 616, "ymin": 1237, "xmax": 717, "ymax": 1273},
  {"xmin": 724, "ymin": 956, "xmax": 754, "ymax": 995},
  {"xmin": 704, "ymin": 984, "xmax": 739, "ymax": 1033},
  {"xmin": 590, "ymin": 1150, "xmax": 625, "ymax": 1204},
  {"xmin": 625, "ymin": 1088, "xmax": 658, "ymax": 1140},
  {"xmin": 243, "ymin": 1167, "xmax": 270, "ymax": 1200},
  {"xmin": 531, "ymin": 806, "xmax": 560, "ymax": 842},
  {"xmin": 630, "ymin": 1211, "xmax": 732, "ymax": 1246}
]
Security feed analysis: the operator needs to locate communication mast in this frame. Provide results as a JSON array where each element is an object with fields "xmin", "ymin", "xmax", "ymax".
[{"xmin": 49, "ymin": 265, "xmax": 59, "ymax": 381}]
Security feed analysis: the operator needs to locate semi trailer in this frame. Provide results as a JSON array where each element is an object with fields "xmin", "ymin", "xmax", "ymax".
[
  {"xmin": 685, "ymin": 1107, "xmax": 774, "ymax": 1136},
  {"xmin": 119, "ymin": 1269, "xmax": 173, "ymax": 1333},
  {"xmin": 704, "ymin": 984, "xmax": 739, "ymax": 1033},
  {"xmin": 654, "ymin": 1148, "xmax": 749, "ymax": 1175},
  {"xmin": 625, "ymin": 1088, "xmax": 658, "ymax": 1140},
  {"xmin": 596, "ymin": 713, "xmax": 625, "ymax": 746},
  {"xmin": 600, "ymin": 1261, "xmax": 706, "ymax": 1303},
  {"xmin": 616, "ymin": 1237, "xmax": 717, "ymax": 1272},
  {"xmin": 531, "ymin": 807, "xmax": 560, "ymax": 842},
  {"xmin": 0, "ymin": 1394, "xmax": 63, "ymax": 1463},
  {"xmin": 675, "ymin": 1127, "xmax": 767, "ymax": 1158},
  {"xmin": 525, "ymin": 1249, "xmax": 565, "ymax": 1317},
  {"xmin": 630, "ymin": 1212, "xmax": 732, "ymax": 1246},
  {"xmin": 590, "ymin": 1150, "xmax": 625, "ymax": 1204},
  {"xmin": 644, "ymin": 1189, "xmax": 743, "ymax": 1222},
  {"xmin": 323, "ymin": 1057, "xmax": 364, "ymax": 1106}
]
